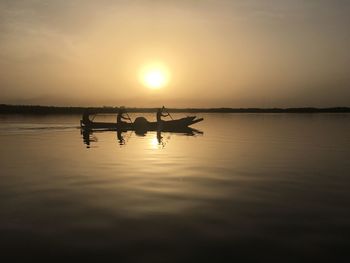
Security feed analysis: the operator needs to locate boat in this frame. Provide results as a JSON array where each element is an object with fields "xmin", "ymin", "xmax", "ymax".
[{"xmin": 80, "ymin": 110, "xmax": 203, "ymax": 133}]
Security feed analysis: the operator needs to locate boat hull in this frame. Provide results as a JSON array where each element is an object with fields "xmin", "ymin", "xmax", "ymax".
[{"xmin": 80, "ymin": 116, "xmax": 203, "ymax": 132}]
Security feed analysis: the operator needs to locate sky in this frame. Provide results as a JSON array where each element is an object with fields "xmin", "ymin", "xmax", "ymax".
[{"xmin": 0, "ymin": 0, "xmax": 349, "ymax": 107}]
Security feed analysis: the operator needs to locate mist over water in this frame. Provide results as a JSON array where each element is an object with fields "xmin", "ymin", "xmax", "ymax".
[{"xmin": 0, "ymin": 113, "xmax": 350, "ymax": 261}]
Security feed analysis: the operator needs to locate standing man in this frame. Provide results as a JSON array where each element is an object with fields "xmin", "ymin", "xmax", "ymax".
[
  {"xmin": 117, "ymin": 107, "xmax": 129, "ymax": 125},
  {"xmin": 156, "ymin": 106, "xmax": 169, "ymax": 123}
]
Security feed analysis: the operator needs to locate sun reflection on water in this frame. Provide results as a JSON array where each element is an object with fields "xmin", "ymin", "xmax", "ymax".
[{"xmin": 149, "ymin": 136, "xmax": 161, "ymax": 150}]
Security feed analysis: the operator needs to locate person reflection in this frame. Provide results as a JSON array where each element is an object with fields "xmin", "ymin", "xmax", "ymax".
[
  {"xmin": 82, "ymin": 129, "xmax": 91, "ymax": 147},
  {"xmin": 117, "ymin": 130, "xmax": 125, "ymax": 145},
  {"xmin": 157, "ymin": 130, "xmax": 168, "ymax": 148},
  {"xmin": 82, "ymin": 129, "xmax": 97, "ymax": 148},
  {"xmin": 157, "ymin": 130, "xmax": 163, "ymax": 144}
]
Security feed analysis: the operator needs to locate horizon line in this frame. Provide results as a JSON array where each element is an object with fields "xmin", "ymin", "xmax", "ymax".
[{"xmin": 1, "ymin": 104, "xmax": 350, "ymax": 114}]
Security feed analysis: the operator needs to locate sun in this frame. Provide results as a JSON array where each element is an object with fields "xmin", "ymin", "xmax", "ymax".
[
  {"xmin": 140, "ymin": 63, "xmax": 170, "ymax": 89},
  {"xmin": 144, "ymin": 70, "xmax": 165, "ymax": 89}
]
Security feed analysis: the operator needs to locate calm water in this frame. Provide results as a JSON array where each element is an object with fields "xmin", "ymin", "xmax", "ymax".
[{"xmin": 0, "ymin": 113, "xmax": 350, "ymax": 262}]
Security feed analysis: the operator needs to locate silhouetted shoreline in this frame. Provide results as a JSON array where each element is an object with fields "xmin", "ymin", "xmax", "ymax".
[{"xmin": 0, "ymin": 104, "xmax": 349, "ymax": 115}]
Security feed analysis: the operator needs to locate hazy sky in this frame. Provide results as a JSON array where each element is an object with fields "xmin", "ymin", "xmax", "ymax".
[{"xmin": 0, "ymin": 0, "xmax": 349, "ymax": 107}]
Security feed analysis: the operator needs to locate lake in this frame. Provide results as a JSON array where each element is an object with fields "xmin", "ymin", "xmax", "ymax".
[{"xmin": 0, "ymin": 113, "xmax": 349, "ymax": 262}]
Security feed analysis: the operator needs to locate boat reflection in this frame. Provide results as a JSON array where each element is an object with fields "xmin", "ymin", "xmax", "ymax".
[{"xmin": 81, "ymin": 127, "xmax": 203, "ymax": 148}]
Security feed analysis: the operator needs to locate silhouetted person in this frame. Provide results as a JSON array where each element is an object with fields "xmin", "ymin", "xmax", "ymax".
[
  {"xmin": 156, "ymin": 106, "xmax": 169, "ymax": 123},
  {"xmin": 117, "ymin": 107, "xmax": 129, "ymax": 125},
  {"xmin": 81, "ymin": 108, "xmax": 93, "ymax": 127}
]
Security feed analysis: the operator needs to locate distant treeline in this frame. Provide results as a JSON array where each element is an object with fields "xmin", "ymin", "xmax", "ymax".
[{"xmin": 1, "ymin": 104, "xmax": 350, "ymax": 115}]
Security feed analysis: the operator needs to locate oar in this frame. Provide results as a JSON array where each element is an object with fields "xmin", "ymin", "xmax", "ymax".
[
  {"xmin": 126, "ymin": 112, "xmax": 133, "ymax": 123},
  {"xmin": 91, "ymin": 114, "xmax": 97, "ymax": 121},
  {"xmin": 164, "ymin": 108, "xmax": 174, "ymax": 120}
]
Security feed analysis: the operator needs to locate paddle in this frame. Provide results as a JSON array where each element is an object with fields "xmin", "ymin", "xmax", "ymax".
[
  {"xmin": 126, "ymin": 112, "xmax": 133, "ymax": 124},
  {"xmin": 163, "ymin": 107, "xmax": 174, "ymax": 120}
]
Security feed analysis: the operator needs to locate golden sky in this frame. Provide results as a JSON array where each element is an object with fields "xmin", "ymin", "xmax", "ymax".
[{"xmin": 0, "ymin": 0, "xmax": 349, "ymax": 107}]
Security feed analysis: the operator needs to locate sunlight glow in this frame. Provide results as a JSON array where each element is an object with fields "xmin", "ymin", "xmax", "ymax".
[
  {"xmin": 140, "ymin": 63, "xmax": 170, "ymax": 89},
  {"xmin": 150, "ymin": 137, "xmax": 160, "ymax": 149}
]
